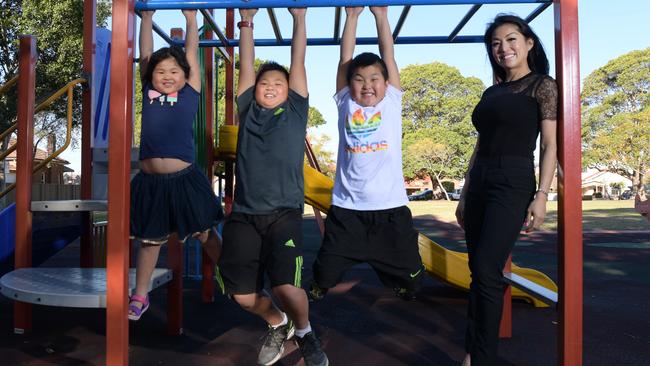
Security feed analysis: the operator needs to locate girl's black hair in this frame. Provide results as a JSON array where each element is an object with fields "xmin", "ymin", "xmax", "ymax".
[
  {"xmin": 255, "ymin": 62, "xmax": 290, "ymax": 85},
  {"xmin": 143, "ymin": 45, "xmax": 191, "ymax": 84},
  {"xmin": 484, "ymin": 14, "xmax": 549, "ymax": 82},
  {"xmin": 346, "ymin": 52, "xmax": 389, "ymax": 83}
]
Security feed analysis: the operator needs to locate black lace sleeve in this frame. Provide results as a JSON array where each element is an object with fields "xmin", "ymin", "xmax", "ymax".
[{"xmin": 535, "ymin": 76, "xmax": 558, "ymax": 121}]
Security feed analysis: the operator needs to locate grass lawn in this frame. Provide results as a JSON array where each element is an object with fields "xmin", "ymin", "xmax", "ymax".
[
  {"xmin": 108, "ymin": 199, "xmax": 647, "ymax": 231},
  {"xmin": 407, "ymin": 199, "xmax": 649, "ymax": 232}
]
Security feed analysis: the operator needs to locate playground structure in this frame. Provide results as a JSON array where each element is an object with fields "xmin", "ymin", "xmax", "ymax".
[{"xmin": 0, "ymin": 0, "xmax": 582, "ymax": 365}]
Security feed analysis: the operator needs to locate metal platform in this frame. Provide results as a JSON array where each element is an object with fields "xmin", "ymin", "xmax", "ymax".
[
  {"xmin": 0, "ymin": 268, "xmax": 172, "ymax": 308},
  {"xmin": 31, "ymin": 200, "xmax": 108, "ymax": 212},
  {"xmin": 503, "ymin": 272, "xmax": 558, "ymax": 306}
]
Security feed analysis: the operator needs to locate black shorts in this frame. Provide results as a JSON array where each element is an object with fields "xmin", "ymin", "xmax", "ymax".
[
  {"xmin": 216, "ymin": 209, "xmax": 304, "ymax": 295},
  {"xmin": 313, "ymin": 205, "xmax": 423, "ymax": 291},
  {"xmin": 130, "ymin": 164, "xmax": 224, "ymax": 244}
]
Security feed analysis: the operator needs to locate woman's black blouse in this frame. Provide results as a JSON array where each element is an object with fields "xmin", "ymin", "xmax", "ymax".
[{"xmin": 471, "ymin": 73, "xmax": 558, "ymax": 160}]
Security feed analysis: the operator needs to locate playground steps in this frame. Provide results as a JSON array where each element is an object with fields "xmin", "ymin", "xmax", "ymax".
[
  {"xmin": 0, "ymin": 267, "xmax": 172, "ymax": 308},
  {"xmin": 31, "ymin": 199, "xmax": 108, "ymax": 212}
]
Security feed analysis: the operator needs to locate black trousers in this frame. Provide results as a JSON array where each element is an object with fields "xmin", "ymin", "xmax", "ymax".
[{"xmin": 463, "ymin": 156, "xmax": 535, "ymax": 366}]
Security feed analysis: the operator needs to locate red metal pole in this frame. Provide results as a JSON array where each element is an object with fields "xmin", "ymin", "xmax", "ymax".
[
  {"xmin": 554, "ymin": 0, "xmax": 583, "ymax": 365},
  {"xmin": 107, "ymin": 0, "xmax": 135, "ymax": 364},
  {"xmin": 165, "ymin": 27, "xmax": 185, "ymax": 335},
  {"xmin": 224, "ymin": 8, "xmax": 235, "ymax": 215},
  {"xmin": 80, "ymin": 0, "xmax": 96, "ymax": 268},
  {"xmin": 167, "ymin": 234, "xmax": 183, "ymax": 335},
  {"xmin": 14, "ymin": 35, "xmax": 37, "ymax": 335},
  {"xmin": 202, "ymin": 10, "xmax": 216, "ymax": 303}
]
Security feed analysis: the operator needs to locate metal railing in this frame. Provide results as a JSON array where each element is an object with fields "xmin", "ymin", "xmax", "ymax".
[
  {"xmin": 92, "ymin": 220, "xmax": 108, "ymax": 267},
  {"xmin": 0, "ymin": 75, "xmax": 18, "ymax": 95},
  {"xmin": 0, "ymin": 78, "xmax": 86, "ymax": 199}
]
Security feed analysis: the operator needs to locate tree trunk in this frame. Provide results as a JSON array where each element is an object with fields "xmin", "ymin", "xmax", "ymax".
[{"xmin": 431, "ymin": 172, "xmax": 450, "ymax": 201}]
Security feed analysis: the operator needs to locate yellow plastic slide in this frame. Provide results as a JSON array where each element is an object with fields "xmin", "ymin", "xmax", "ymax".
[
  {"xmin": 217, "ymin": 125, "xmax": 557, "ymax": 307},
  {"xmin": 303, "ymin": 166, "xmax": 556, "ymax": 308}
]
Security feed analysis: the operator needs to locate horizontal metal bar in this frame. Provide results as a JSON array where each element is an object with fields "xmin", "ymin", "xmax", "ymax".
[
  {"xmin": 199, "ymin": 9, "xmax": 233, "ymax": 62},
  {"xmin": 174, "ymin": 34, "xmax": 485, "ymax": 47},
  {"xmin": 31, "ymin": 200, "xmax": 108, "ymax": 212},
  {"xmin": 503, "ymin": 272, "xmax": 558, "ymax": 306},
  {"xmin": 524, "ymin": 2, "xmax": 551, "ymax": 23},
  {"xmin": 267, "ymin": 8, "xmax": 283, "ymax": 44},
  {"xmin": 392, "ymin": 5, "xmax": 411, "ymax": 40},
  {"xmin": 152, "ymin": 20, "xmax": 177, "ymax": 45},
  {"xmin": 136, "ymin": 0, "xmax": 552, "ymax": 11},
  {"xmin": 448, "ymin": 4, "xmax": 481, "ymax": 42}
]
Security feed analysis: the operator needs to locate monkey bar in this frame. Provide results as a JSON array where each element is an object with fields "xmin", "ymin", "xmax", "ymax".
[{"xmin": 7, "ymin": 0, "xmax": 581, "ymax": 365}]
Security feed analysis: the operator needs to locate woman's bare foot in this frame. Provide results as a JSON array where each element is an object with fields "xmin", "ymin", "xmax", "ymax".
[{"xmin": 461, "ymin": 354, "xmax": 471, "ymax": 366}]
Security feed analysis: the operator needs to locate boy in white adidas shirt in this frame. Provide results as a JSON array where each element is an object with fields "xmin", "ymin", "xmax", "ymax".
[{"xmin": 310, "ymin": 6, "xmax": 423, "ymax": 301}]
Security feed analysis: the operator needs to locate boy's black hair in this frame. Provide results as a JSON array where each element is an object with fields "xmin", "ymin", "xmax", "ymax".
[
  {"xmin": 346, "ymin": 52, "xmax": 389, "ymax": 83},
  {"xmin": 143, "ymin": 45, "xmax": 191, "ymax": 84},
  {"xmin": 484, "ymin": 14, "xmax": 550, "ymax": 82},
  {"xmin": 255, "ymin": 61, "xmax": 290, "ymax": 85}
]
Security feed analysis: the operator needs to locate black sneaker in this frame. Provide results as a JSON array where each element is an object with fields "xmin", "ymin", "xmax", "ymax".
[
  {"xmin": 394, "ymin": 287, "xmax": 416, "ymax": 301},
  {"xmin": 295, "ymin": 331, "xmax": 328, "ymax": 366},
  {"xmin": 308, "ymin": 282, "xmax": 328, "ymax": 301},
  {"xmin": 257, "ymin": 322, "xmax": 294, "ymax": 365}
]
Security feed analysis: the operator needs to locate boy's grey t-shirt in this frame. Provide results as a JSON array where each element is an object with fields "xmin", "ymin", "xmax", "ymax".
[{"xmin": 233, "ymin": 86, "xmax": 309, "ymax": 214}]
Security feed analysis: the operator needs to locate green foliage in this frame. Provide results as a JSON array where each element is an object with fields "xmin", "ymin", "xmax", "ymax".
[
  {"xmin": 401, "ymin": 62, "xmax": 484, "ymax": 132},
  {"xmin": 307, "ymin": 106, "xmax": 326, "ymax": 128},
  {"xmin": 0, "ymin": 0, "xmax": 111, "ymax": 146},
  {"xmin": 307, "ymin": 133, "xmax": 336, "ymax": 178},
  {"xmin": 400, "ymin": 62, "xmax": 484, "ymax": 188},
  {"xmin": 581, "ymin": 48, "xmax": 650, "ymax": 186},
  {"xmin": 441, "ymin": 180, "xmax": 455, "ymax": 193}
]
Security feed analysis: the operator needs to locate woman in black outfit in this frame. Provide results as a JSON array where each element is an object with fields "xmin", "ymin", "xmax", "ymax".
[{"xmin": 455, "ymin": 15, "xmax": 558, "ymax": 366}]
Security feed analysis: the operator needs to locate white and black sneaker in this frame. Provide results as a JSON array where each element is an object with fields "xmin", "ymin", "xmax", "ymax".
[{"xmin": 257, "ymin": 321, "xmax": 294, "ymax": 365}]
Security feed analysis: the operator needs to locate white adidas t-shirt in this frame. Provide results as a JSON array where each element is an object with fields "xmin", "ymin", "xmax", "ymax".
[{"xmin": 331, "ymin": 85, "xmax": 409, "ymax": 210}]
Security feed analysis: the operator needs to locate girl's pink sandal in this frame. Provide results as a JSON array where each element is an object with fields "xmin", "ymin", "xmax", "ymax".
[{"xmin": 128, "ymin": 294, "xmax": 150, "ymax": 321}]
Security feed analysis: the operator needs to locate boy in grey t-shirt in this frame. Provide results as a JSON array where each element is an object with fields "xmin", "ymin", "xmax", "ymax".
[{"xmin": 216, "ymin": 7, "xmax": 328, "ymax": 366}]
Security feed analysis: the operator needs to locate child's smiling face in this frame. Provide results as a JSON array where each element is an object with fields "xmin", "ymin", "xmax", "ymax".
[
  {"xmin": 151, "ymin": 57, "xmax": 187, "ymax": 94},
  {"xmin": 254, "ymin": 70, "xmax": 289, "ymax": 109},
  {"xmin": 349, "ymin": 64, "xmax": 388, "ymax": 107}
]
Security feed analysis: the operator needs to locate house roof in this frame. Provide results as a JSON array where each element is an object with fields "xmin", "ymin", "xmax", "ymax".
[
  {"xmin": 581, "ymin": 170, "xmax": 632, "ymax": 186},
  {"xmin": 6, "ymin": 139, "xmax": 70, "ymax": 164},
  {"xmin": 5, "ymin": 139, "xmax": 71, "ymax": 170}
]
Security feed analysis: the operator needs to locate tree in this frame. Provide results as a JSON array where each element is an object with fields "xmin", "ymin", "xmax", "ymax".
[
  {"xmin": 0, "ymin": 0, "xmax": 111, "ymax": 151},
  {"xmin": 400, "ymin": 62, "xmax": 484, "ymax": 199},
  {"xmin": 403, "ymin": 128, "xmax": 467, "ymax": 200},
  {"xmin": 582, "ymin": 47, "xmax": 650, "ymax": 190},
  {"xmin": 307, "ymin": 133, "xmax": 336, "ymax": 178},
  {"xmin": 401, "ymin": 62, "xmax": 484, "ymax": 132}
]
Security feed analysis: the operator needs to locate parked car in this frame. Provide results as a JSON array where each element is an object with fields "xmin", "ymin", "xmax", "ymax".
[
  {"xmin": 408, "ymin": 189, "xmax": 433, "ymax": 201},
  {"xmin": 619, "ymin": 190, "xmax": 633, "ymax": 200},
  {"xmin": 449, "ymin": 189, "xmax": 462, "ymax": 201}
]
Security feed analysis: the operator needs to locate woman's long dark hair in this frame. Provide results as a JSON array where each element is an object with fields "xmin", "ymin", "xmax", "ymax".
[{"xmin": 484, "ymin": 14, "xmax": 549, "ymax": 82}]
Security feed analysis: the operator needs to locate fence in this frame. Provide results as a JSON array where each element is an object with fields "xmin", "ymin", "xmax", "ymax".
[{"xmin": 1, "ymin": 183, "xmax": 80, "ymax": 209}]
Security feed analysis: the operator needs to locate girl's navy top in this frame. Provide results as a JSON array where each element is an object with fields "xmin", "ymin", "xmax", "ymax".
[
  {"xmin": 139, "ymin": 83, "xmax": 200, "ymax": 163},
  {"xmin": 471, "ymin": 73, "xmax": 557, "ymax": 161}
]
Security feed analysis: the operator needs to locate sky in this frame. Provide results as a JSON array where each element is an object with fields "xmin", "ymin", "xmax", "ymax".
[{"xmin": 61, "ymin": 0, "xmax": 650, "ymax": 172}]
